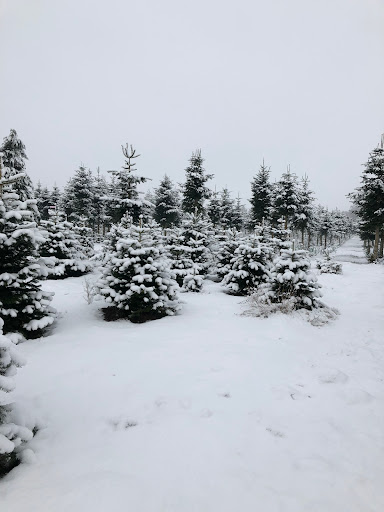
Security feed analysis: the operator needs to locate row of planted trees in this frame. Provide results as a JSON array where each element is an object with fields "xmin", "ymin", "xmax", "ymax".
[
  {"xmin": 24, "ymin": 134, "xmax": 355, "ymax": 250},
  {"xmin": 0, "ymin": 128, "xmax": 353, "ymax": 476}
]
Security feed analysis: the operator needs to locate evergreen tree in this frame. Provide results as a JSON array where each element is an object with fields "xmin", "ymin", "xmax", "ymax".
[
  {"xmin": 348, "ymin": 146, "xmax": 384, "ymax": 260},
  {"xmin": 39, "ymin": 220, "xmax": 92, "ymax": 278},
  {"xmin": 181, "ymin": 212, "xmax": 212, "ymax": 275},
  {"xmin": 61, "ymin": 166, "xmax": 95, "ymax": 226},
  {"xmin": 222, "ymin": 239, "xmax": 272, "ymax": 296},
  {"xmin": 0, "ymin": 129, "xmax": 34, "ymax": 201},
  {"xmin": 35, "ymin": 183, "xmax": 52, "ymax": 220},
  {"xmin": 0, "ymin": 319, "xmax": 33, "ymax": 477},
  {"xmin": 98, "ymin": 222, "xmax": 181, "ymax": 322},
  {"xmin": 107, "ymin": 144, "xmax": 149, "ymax": 224},
  {"xmin": 0, "ymin": 188, "xmax": 55, "ymax": 338},
  {"xmin": 50, "ymin": 184, "xmax": 61, "ymax": 209},
  {"xmin": 249, "ymin": 161, "xmax": 272, "ymax": 227},
  {"xmin": 164, "ymin": 228, "xmax": 195, "ymax": 288},
  {"xmin": 273, "ymin": 167, "xmax": 300, "ymax": 229},
  {"xmin": 294, "ymin": 175, "xmax": 315, "ymax": 246},
  {"xmin": 219, "ymin": 188, "xmax": 236, "ymax": 229},
  {"xmin": 232, "ymin": 195, "xmax": 244, "ymax": 231},
  {"xmin": 181, "ymin": 149, "xmax": 213, "ymax": 214},
  {"xmin": 265, "ymin": 247, "xmax": 322, "ymax": 309},
  {"xmin": 207, "ymin": 189, "xmax": 221, "ymax": 228},
  {"xmin": 93, "ymin": 168, "xmax": 110, "ymax": 237},
  {"xmin": 154, "ymin": 175, "xmax": 181, "ymax": 228}
]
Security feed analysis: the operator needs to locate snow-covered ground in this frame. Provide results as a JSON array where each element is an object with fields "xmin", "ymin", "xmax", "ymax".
[{"xmin": 1, "ymin": 237, "xmax": 384, "ymax": 512}]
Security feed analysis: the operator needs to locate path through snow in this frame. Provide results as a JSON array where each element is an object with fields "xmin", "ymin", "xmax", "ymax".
[{"xmin": 0, "ymin": 237, "xmax": 383, "ymax": 512}]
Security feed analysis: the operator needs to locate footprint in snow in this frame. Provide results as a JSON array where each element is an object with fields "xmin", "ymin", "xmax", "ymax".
[
  {"xmin": 318, "ymin": 369, "xmax": 349, "ymax": 384},
  {"xmin": 266, "ymin": 427, "xmax": 285, "ymax": 438},
  {"xmin": 108, "ymin": 418, "xmax": 138, "ymax": 430}
]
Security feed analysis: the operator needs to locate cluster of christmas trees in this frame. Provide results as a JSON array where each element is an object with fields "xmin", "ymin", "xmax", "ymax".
[
  {"xmin": 349, "ymin": 137, "xmax": 384, "ymax": 261},
  {"xmin": 0, "ymin": 128, "xmax": 356, "ymax": 476},
  {"xmin": 34, "ymin": 146, "xmax": 355, "ymax": 249}
]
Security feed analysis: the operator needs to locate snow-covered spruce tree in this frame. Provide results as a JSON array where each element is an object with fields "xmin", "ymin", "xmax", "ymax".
[
  {"xmin": 98, "ymin": 221, "xmax": 181, "ymax": 323},
  {"xmin": 73, "ymin": 223, "xmax": 95, "ymax": 258},
  {"xmin": 0, "ymin": 189, "xmax": 55, "ymax": 338},
  {"xmin": 348, "ymin": 145, "xmax": 384, "ymax": 260},
  {"xmin": 61, "ymin": 165, "xmax": 95, "ymax": 227},
  {"xmin": 154, "ymin": 175, "xmax": 181, "ymax": 228},
  {"xmin": 107, "ymin": 144, "xmax": 150, "ymax": 224},
  {"xmin": 222, "ymin": 238, "xmax": 272, "ymax": 296},
  {"xmin": 207, "ymin": 189, "xmax": 221, "ymax": 228},
  {"xmin": 181, "ymin": 149, "xmax": 213, "ymax": 215},
  {"xmin": 265, "ymin": 246, "xmax": 322, "ymax": 309},
  {"xmin": 216, "ymin": 231, "xmax": 243, "ymax": 281},
  {"xmin": 294, "ymin": 175, "xmax": 315, "ymax": 247},
  {"xmin": 219, "ymin": 188, "xmax": 236, "ymax": 229},
  {"xmin": 249, "ymin": 161, "xmax": 272, "ymax": 227},
  {"xmin": 34, "ymin": 182, "xmax": 52, "ymax": 220},
  {"xmin": 0, "ymin": 129, "xmax": 34, "ymax": 203},
  {"xmin": 39, "ymin": 220, "xmax": 92, "ymax": 279},
  {"xmin": 0, "ymin": 319, "xmax": 33, "ymax": 477},
  {"xmin": 272, "ymin": 167, "xmax": 300, "ymax": 229},
  {"xmin": 164, "ymin": 228, "xmax": 193, "ymax": 287},
  {"xmin": 181, "ymin": 212, "xmax": 212, "ymax": 275},
  {"xmin": 232, "ymin": 195, "xmax": 245, "ymax": 231}
]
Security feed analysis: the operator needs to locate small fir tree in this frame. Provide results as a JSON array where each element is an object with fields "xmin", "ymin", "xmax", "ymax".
[
  {"xmin": 0, "ymin": 319, "xmax": 34, "ymax": 477},
  {"xmin": 39, "ymin": 220, "xmax": 92, "ymax": 279},
  {"xmin": 154, "ymin": 175, "xmax": 181, "ymax": 228},
  {"xmin": 0, "ymin": 129, "xmax": 34, "ymax": 202},
  {"xmin": 181, "ymin": 149, "xmax": 213, "ymax": 215},
  {"xmin": 98, "ymin": 221, "xmax": 181, "ymax": 322},
  {"xmin": 222, "ymin": 239, "xmax": 272, "ymax": 296},
  {"xmin": 249, "ymin": 161, "xmax": 272, "ymax": 227},
  {"xmin": 107, "ymin": 144, "xmax": 149, "ymax": 224},
  {"xmin": 273, "ymin": 167, "xmax": 300, "ymax": 229},
  {"xmin": 0, "ymin": 190, "xmax": 55, "ymax": 338},
  {"xmin": 265, "ymin": 246, "xmax": 322, "ymax": 309}
]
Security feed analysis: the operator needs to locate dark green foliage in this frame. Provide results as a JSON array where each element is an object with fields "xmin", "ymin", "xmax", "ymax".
[
  {"xmin": 249, "ymin": 161, "xmax": 272, "ymax": 227},
  {"xmin": 154, "ymin": 175, "xmax": 181, "ymax": 228},
  {"xmin": 181, "ymin": 150, "xmax": 213, "ymax": 214}
]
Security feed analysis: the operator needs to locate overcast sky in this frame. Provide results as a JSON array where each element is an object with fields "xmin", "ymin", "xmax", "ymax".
[{"xmin": 1, "ymin": 0, "xmax": 383, "ymax": 210}]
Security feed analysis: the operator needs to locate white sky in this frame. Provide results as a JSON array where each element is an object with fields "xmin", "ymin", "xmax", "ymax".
[{"xmin": 1, "ymin": 0, "xmax": 383, "ymax": 209}]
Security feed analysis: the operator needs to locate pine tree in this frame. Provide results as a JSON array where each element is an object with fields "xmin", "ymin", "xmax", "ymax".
[
  {"xmin": 154, "ymin": 175, "xmax": 181, "ymax": 228},
  {"xmin": 98, "ymin": 222, "xmax": 180, "ymax": 322},
  {"xmin": 181, "ymin": 212, "xmax": 212, "ymax": 275},
  {"xmin": 61, "ymin": 166, "xmax": 95, "ymax": 227},
  {"xmin": 93, "ymin": 168, "xmax": 110, "ymax": 237},
  {"xmin": 0, "ymin": 188, "xmax": 55, "ymax": 338},
  {"xmin": 207, "ymin": 189, "xmax": 221, "ymax": 228},
  {"xmin": 164, "ymin": 228, "xmax": 195, "ymax": 288},
  {"xmin": 266, "ymin": 247, "xmax": 322, "ymax": 309},
  {"xmin": 273, "ymin": 167, "xmax": 300, "ymax": 229},
  {"xmin": 348, "ymin": 146, "xmax": 384, "ymax": 260},
  {"xmin": 232, "ymin": 195, "xmax": 244, "ymax": 231},
  {"xmin": 181, "ymin": 149, "xmax": 213, "ymax": 214},
  {"xmin": 39, "ymin": 220, "xmax": 92, "ymax": 278},
  {"xmin": 107, "ymin": 144, "xmax": 149, "ymax": 224},
  {"xmin": 294, "ymin": 175, "xmax": 315, "ymax": 246},
  {"xmin": 0, "ymin": 129, "xmax": 34, "ymax": 202},
  {"xmin": 0, "ymin": 318, "xmax": 33, "ymax": 477},
  {"xmin": 219, "ymin": 188, "xmax": 236, "ymax": 229},
  {"xmin": 35, "ymin": 183, "xmax": 52, "ymax": 220},
  {"xmin": 222, "ymin": 239, "xmax": 272, "ymax": 296},
  {"xmin": 249, "ymin": 161, "xmax": 272, "ymax": 227}
]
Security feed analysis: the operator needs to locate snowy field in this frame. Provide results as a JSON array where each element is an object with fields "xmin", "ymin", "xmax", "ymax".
[{"xmin": 1, "ymin": 237, "xmax": 384, "ymax": 512}]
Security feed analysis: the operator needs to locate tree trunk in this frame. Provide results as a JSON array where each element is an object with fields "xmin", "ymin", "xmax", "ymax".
[
  {"xmin": 373, "ymin": 226, "xmax": 380, "ymax": 260},
  {"xmin": 324, "ymin": 233, "xmax": 327, "ymax": 249},
  {"xmin": 379, "ymin": 230, "xmax": 384, "ymax": 258}
]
